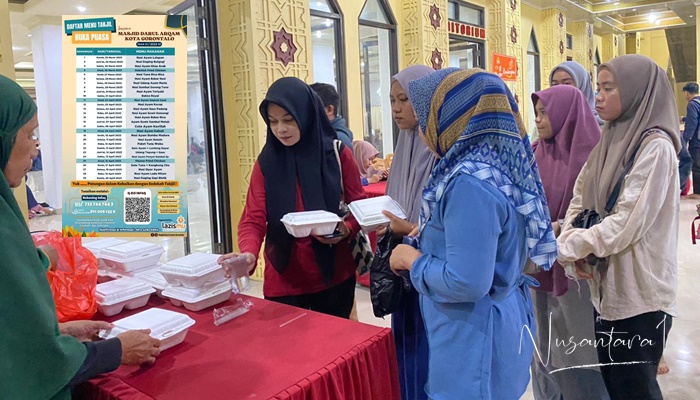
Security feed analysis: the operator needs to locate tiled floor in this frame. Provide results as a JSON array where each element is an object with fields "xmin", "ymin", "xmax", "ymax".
[{"xmin": 27, "ymin": 172, "xmax": 698, "ymax": 399}]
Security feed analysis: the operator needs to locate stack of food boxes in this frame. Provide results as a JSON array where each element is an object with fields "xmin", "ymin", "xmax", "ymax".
[
  {"xmin": 87, "ymin": 240, "xmax": 165, "ymax": 317},
  {"xmin": 158, "ymin": 253, "xmax": 232, "ymax": 312}
]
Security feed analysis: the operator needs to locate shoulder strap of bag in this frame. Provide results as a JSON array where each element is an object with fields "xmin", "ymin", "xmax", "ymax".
[
  {"xmin": 333, "ymin": 139, "xmax": 345, "ymax": 201},
  {"xmin": 604, "ymin": 130, "xmax": 661, "ymax": 214}
]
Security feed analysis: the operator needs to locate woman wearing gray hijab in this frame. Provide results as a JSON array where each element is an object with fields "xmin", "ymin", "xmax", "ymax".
[
  {"xmin": 551, "ymin": 61, "xmax": 605, "ymax": 126},
  {"xmin": 382, "ymin": 64, "xmax": 436, "ymax": 400},
  {"xmin": 558, "ymin": 55, "xmax": 680, "ymax": 400}
]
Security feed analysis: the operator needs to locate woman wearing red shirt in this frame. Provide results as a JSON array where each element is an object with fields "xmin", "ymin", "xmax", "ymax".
[{"xmin": 219, "ymin": 77, "xmax": 366, "ymax": 318}]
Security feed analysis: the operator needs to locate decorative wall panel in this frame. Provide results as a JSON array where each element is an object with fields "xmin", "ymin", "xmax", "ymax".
[
  {"xmin": 540, "ymin": 8, "xmax": 566, "ymax": 88},
  {"xmin": 571, "ymin": 20, "xmax": 593, "ymax": 74},
  {"xmin": 601, "ymin": 33, "xmax": 619, "ymax": 62},
  {"xmin": 488, "ymin": 0, "xmax": 524, "ymax": 106},
  {"xmin": 401, "ymin": 0, "xmax": 449, "ymax": 68}
]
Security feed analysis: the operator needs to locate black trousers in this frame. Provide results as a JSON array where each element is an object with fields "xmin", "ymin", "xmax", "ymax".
[
  {"xmin": 679, "ymin": 141, "xmax": 692, "ymax": 192},
  {"xmin": 691, "ymin": 147, "xmax": 700, "ymax": 194},
  {"xmin": 266, "ymin": 276, "xmax": 356, "ymax": 319},
  {"xmin": 595, "ymin": 311, "xmax": 672, "ymax": 400}
]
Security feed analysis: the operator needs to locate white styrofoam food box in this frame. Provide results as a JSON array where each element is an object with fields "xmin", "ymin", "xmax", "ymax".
[
  {"xmin": 163, "ymin": 280, "xmax": 232, "ymax": 312},
  {"xmin": 100, "ymin": 241, "xmax": 164, "ymax": 273},
  {"xmin": 99, "ymin": 308, "xmax": 195, "ymax": 351},
  {"xmin": 83, "ymin": 238, "xmax": 128, "ymax": 257},
  {"xmin": 158, "ymin": 252, "xmax": 226, "ymax": 289},
  {"xmin": 281, "ymin": 210, "xmax": 341, "ymax": 238},
  {"xmin": 133, "ymin": 265, "xmax": 169, "ymax": 298},
  {"xmin": 349, "ymin": 196, "xmax": 407, "ymax": 233},
  {"xmin": 106, "ymin": 263, "xmax": 162, "ymax": 280},
  {"xmin": 97, "ymin": 268, "xmax": 114, "ymax": 283},
  {"xmin": 96, "ymin": 277, "xmax": 155, "ymax": 316}
]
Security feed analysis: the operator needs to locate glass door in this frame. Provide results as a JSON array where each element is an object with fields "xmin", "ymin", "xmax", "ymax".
[
  {"xmin": 449, "ymin": 40, "xmax": 484, "ymax": 69},
  {"xmin": 170, "ymin": 0, "xmax": 232, "ymax": 255}
]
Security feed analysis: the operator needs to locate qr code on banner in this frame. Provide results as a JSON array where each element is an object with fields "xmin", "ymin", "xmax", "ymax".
[{"xmin": 124, "ymin": 189, "xmax": 151, "ymax": 225}]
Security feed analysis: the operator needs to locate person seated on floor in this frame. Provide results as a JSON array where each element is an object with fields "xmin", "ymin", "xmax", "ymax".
[
  {"xmin": 0, "ymin": 74, "xmax": 161, "ymax": 399},
  {"xmin": 352, "ymin": 140, "xmax": 387, "ymax": 185}
]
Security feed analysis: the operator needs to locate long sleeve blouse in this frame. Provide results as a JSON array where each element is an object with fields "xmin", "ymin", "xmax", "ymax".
[
  {"xmin": 557, "ymin": 138, "xmax": 678, "ymax": 321},
  {"xmin": 410, "ymin": 174, "xmax": 534, "ymax": 399},
  {"xmin": 238, "ymin": 146, "xmax": 366, "ymax": 297}
]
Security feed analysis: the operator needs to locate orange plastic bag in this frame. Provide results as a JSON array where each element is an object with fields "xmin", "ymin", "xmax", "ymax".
[{"xmin": 31, "ymin": 231, "xmax": 98, "ymax": 322}]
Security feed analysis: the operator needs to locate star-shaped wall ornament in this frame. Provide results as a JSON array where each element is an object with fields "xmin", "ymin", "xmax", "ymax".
[
  {"xmin": 589, "ymin": 48, "xmax": 593, "ymax": 60},
  {"xmin": 558, "ymin": 13, "xmax": 564, "ymax": 28},
  {"xmin": 588, "ymin": 24, "xmax": 593, "ymax": 38},
  {"xmin": 429, "ymin": 4, "xmax": 441, "ymax": 30},
  {"xmin": 614, "ymin": 36, "xmax": 618, "ymax": 46},
  {"xmin": 431, "ymin": 48, "xmax": 443, "ymax": 70},
  {"xmin": 510, "ymin": 26, "xmax": 518, "ymax": 44},
  {"xmin": 559, "ymin": 40, "xmax": 565, "ymax": 54},
  {"xmin": 510, "ymin": 0, "xmax": 518, "ymax": 12},
  {"xmin": 271, "ymin": 27, "xmax": 297, "ymax": 67}
]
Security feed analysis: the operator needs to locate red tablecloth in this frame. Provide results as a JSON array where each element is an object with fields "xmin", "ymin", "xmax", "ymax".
[
  {"xmin": 76, "ymin": 295, "xmax": 399, "ymax": 400},
  {"xmin": 363, "ymin": 181, "xmax": 387, "ymax": 198}
]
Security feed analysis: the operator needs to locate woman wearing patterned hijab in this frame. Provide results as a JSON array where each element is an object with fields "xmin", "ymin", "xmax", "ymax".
[
  {"xmin": 550, "ymin": 61, "xmax": 605, "ymax": 126},
  {"xmin": 390, "ymin": 68, "xmax": 557, "ymax": 399}
]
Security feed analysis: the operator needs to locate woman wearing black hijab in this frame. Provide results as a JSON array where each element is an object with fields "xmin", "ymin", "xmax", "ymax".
[{"xmin": 218, "ymin": 77, "xmax": 366, "ymax": 318}]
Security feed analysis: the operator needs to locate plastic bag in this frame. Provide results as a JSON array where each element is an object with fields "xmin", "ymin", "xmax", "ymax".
[
  {"xmin": 31, "ymin": 231, "xmax": 99, "ymax": 322},
  {"xmin": 213, "ymin": 298, "xmax": 254, "ymax": 326},
  {"xmin": 370, "ymin": 227, "xmax": 410, "ymax": 318}
]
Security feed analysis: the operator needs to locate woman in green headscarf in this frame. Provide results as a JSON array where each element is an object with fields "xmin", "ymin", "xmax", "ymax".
[{"xmin": 0, "ymin": 74, "xmax": 161, "ymax": 399}]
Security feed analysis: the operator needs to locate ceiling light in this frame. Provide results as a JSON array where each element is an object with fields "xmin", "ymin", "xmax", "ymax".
[
  {"xmin": 614, "ymin": 2, "xmax": 619, "ymax": 5},
  {"xmin": 26, "ymin": 34, "xmax": 31, "ymax": 37},
  {"xmin": 647, "ymin": 13, "xmax": 657, "ymax": 23},
  {"xmin": 76, "ymin": 6, "xmax": 87, "ymax": 13},
  {"xmin": 655, "ymin": 20, "xmax": 661, "ymax": 25},
  {"xmin": 633, "ymin": 8, "xmax": 637, "ymax": 11},
  {"xmin": 690, "ymin": 15, "xmax": 694, "ymax": 18},
  {"xmin": 315, "ymin": 30, "xmax": 323, "ymax": 38}
]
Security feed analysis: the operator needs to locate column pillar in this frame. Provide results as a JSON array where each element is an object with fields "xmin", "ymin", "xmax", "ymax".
[
  {"xmin": 625, "ymin": 32, "xmax": 641, "ymax": 54},
  {"xmin": 217, "ymin": 0, "xmax": 313, "ymax": 278},
  {"xmin": 570, "ymin": 20, "xmax": 594, "ymax": 74},
  {"xmin": 487, "ymin": 0, "xmax": 524, "ymax": 105},
  {"xmin": 0, "ymin": 0, "xmax": 14, "ymax": 78},
  {"xmin": 539, "ymin": 8, "xmax": 567, "ymax": 88},
  {"xmin": 400, "ymin": 0, "xmax": 449, "ymax": 69},
  {"xmin": 25, "ymin": 17, "xmax": 62, "ymax": 211},
  {"xmin": 0, "ymin": 0, "xmax": 28, "ymax": 220},
  {"xmin": 601, "ymin": 33, "xmax": 621, "ymax": 62}
]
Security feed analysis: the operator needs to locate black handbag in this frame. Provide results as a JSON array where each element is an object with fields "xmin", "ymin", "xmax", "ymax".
[{"xmin": 370, "ymin": 227, "xmax": 411, "ymax": 318}]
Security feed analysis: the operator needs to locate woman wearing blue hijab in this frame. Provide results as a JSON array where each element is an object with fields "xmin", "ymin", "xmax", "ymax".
[{"xmin": 390, "ymin": 68, "xmax": 557, "ymax": 399}]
